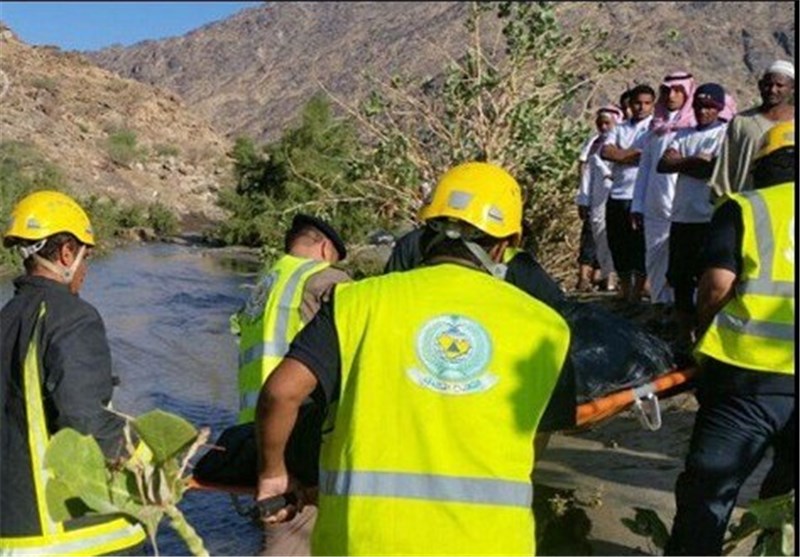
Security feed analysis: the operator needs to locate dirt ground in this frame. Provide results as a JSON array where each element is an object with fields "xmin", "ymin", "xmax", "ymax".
[{"xmin": 534, "ymin": 392, "xmax": 771, "ymax": 556}]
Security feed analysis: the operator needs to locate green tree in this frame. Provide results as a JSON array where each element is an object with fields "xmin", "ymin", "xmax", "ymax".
[
  {"xmin": 326, "ymin": 1, "xmax": 634, "ymax": 276},
  {"xmin": 213, "ymin": 93, "xmax": 373, "ymax": 253}
]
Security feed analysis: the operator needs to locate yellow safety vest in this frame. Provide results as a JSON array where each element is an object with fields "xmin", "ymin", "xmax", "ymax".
[
  {"xmin": 312, "ymin": 263, "xmax": 571, "ymax": 556},
  {"xmin": 696, "ymin": 183, "xmax": 795, "ymax": 374},
  {"xmin": 236, "ymin": 254, "xmax": 329, "ymax": 423},
  {"xmin": 0, "ymin": 305, "xmax": 146, "ymax": 556}
]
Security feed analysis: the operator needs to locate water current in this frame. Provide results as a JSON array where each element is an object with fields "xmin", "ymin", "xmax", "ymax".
[{"xmin": 1, "ymin": 242, "xmax": 266, "ymax": 556}]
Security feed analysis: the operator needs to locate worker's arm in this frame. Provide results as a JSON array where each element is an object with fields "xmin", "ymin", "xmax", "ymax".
[
  {"xmin": 45, "ymin": 302, "xmax": 126, "ymax": 459},
  {"xmin": 695, "ymin": 200, "xmax": 742, "ymax": 335},
  {"xmin": 657, "ymin": 148, "xmax": 715, "ymax": 180},
  {"xmin": 600, "ymin": 143, "xmax": 641, "ymax": 165},
  {"xmin": 696, "ymin": 267, "xmax": 737, "ymax": 334},
  {"xmin": 255, "ymin": 357, "xmax": 318, "ymax": 522}
]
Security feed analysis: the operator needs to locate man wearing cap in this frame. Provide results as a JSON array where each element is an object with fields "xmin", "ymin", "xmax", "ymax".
[
  {"xmin": 710, "ymin": 59, "xmax": 795, "ymax": 196},
  {"xmin": 665, "ymin": 121, "xmax": 795, "ymax": 555},
  {"xmin": 657, "ymin": 83, "xmax": 730, "ymax": 359},
  {"xmin": 231, "ymin": 213, "xmax": 349, "ymax": 555}
]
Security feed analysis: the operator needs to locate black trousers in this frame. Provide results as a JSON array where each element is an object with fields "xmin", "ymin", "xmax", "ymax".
[
  {"xmin": 667, "ymin": 222, "xmax": 710, "ymax": 313},
  {"xmin": 577, "ymin": 217, "xmax": 598, "ymax": 267},
  {"xmin": 605, "ymin": 198, "xmax": 645, "ymax": 277},
  {"xmin": 665, "ymin": 372, "xmax": 796, "ymax": 555}
]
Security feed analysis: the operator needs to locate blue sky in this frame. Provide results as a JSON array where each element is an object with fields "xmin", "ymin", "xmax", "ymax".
[{"xmin": 0, "ymin": 2, "xmax": 263, "ymax": 52}]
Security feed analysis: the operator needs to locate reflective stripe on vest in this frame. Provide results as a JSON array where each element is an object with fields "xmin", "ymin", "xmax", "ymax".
[
  {"xmin": 715, "ymin": 311, "xmax": 795, "ymax": 341},
  {"xmin": 0, "ymin": 304, "xmax": 146, "ymax": 555},
  {"xmin": 313, "ymin": 264, "xmax": 571, "ymax": 555},
  {"xmin": 237, "ymin": 256, "xmax": 328, "ymax": 423},
  {"xmin": 696, "ymin": 184, "xmax": 795, "ymax": 374},
  {"xmin": 319, "ymin": 469, "xmax": 533, "ymax": 508}
]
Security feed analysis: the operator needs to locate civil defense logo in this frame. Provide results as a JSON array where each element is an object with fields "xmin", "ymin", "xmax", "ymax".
[{"xmin": 407, "ymin": 314, "xmax": 497, "ymax": 395}]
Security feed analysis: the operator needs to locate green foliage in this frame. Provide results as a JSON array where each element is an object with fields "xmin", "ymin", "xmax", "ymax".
[
  {"xmin": 0, "ymin": 141, "xmax": 68, "ymax": 271},
  {"xmin": 621, "ymin": 492, "xmax": 796, "ymax": 556},
  {"xmin": 154, "ymin": 143, "xmax": 180, "ymax": 158},
  {"xmin": 340, "ymin": 1, "xmax": 634, "ymax": 273},
  {"xmin": 104, "ymin": 128, "xmax": 146, "ymax": 167},
  {"xmin": 147, "ymin": 202, "xmax": 179, "ymax": 236},
  {"xmin": 212, "ymin": 93, "xmax": 376, "ymax": 251},
  {"xmin": 117, "ymin": 204, "xmax": 147, "ymax": 228},
  {"xmin": 45, "ymin": 410, "xmax": 211, "ymax": 556}
]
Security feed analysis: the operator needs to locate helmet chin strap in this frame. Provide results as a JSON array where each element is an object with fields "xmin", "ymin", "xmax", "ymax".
[
  {"xmin": 427, "ymin": 220, "xmax": 508, "ymax": 280},
  {"xmin": 28, "ymin": 244, "xmax": 87, "ymax": 284},
  {"xmin": 462, "ymin": 240, "xmax": 508, "ymax": 280}
]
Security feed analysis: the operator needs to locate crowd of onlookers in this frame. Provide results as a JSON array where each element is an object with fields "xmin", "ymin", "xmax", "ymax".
[{"xmin": 574, "ymin": 59, "xmax": 795, "ymax": 354}]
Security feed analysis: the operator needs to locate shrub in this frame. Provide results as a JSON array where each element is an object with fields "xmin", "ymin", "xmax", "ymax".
[
  {"xmin": 147, "ymin": 202, "xmax": 179, "ymax": 236},
  {"xmin": 104, "ymin": 128, "xmax": 146, "ymax": 167},
  {"xmin": 154, "ymin": 143, "xmax": 180, "ymax": 158}
]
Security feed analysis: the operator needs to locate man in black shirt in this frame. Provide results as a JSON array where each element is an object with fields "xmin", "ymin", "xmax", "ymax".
[{"xmin": 665, "ymin": 122, "xmax": 795, "ymax": 555}]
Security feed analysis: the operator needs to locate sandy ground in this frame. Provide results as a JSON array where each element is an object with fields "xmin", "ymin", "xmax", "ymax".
[{"xmin": 534, "ymin": 392, "xmax": 771, "ymax": 556}]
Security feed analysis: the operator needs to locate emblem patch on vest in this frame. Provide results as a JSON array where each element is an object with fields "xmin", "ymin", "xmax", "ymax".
[
  {"xmin": 408, "ymin": 314, "xmax": 497, "ymax": 395},
  {"xmin": 242, "ymin": 271, "xmax": 278, "ymax": 321}
]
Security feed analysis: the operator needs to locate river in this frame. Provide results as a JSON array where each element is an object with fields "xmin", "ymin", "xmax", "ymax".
[{"xmin": 0, "ymin": 242, "xmax": 266, "ymax": 556}]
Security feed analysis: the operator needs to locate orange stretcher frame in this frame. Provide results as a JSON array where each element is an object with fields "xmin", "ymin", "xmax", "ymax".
[
  {"xmin": 187, "ymin": 367, "xmax": 697, "ymax": 494},
  {"xmin": 575, "ymin": 366, "xmax": 697, "ymax": 428},
  {"xmin": 187, "ymin": 476, "xmax": 253, "ymax": 494}
]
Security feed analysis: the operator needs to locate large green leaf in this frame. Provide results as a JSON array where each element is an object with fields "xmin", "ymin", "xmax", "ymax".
[
  {"xmin": 46, "ymin": 478, "xmax": 87, "ymax": 522},
  {"xmin": 44, "ymin": 429, "xmax": 114, "ymax": 512},
  {"xmin": 132, "ymin": 409, "xmax": 197, "ymax": 464}
]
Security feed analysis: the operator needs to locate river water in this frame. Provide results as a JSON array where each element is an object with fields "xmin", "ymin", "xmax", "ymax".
[{"xmin": 0, "ymin": 243, "xmax": 266, "ymax": 556}]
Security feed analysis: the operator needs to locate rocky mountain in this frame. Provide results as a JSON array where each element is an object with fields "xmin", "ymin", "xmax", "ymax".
[
  {"xmin": 89, "ymin": 2, "xmax": 795, "ymax": 143},
  {"xmin": 0, "ymin": 24, "xmax": 232, "ymax": 222}
]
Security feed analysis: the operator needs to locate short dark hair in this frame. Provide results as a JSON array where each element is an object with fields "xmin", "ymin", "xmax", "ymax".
[
  {"xmin": 284, "ymin": 225, "xmax": 325, "ymax": 253},
  {"xmin": 629, "ymin": 84, "xmax": 656, "ymax": 100},
  {"xmin": 619, "ymin": 89, "xmax": 633, "ymax": 107},
  {"xmin": 22, "ymin": 233, "xmax": 79, "ymax": 273}
]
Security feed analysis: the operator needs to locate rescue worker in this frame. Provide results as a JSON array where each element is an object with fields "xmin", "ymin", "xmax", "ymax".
[
  {"xmin": 255, "ymin": 162, "xmax": 573, "ymax": 555},
  {"xmin": 232, "ymin": 213, "xmax": 349, "ymax": 556},
  {"xmin": 0, "ymin": 191, "xmax": 146, "ymax": 555},
  {"xmin": 234, "ymin": 213, "xmax": 349, "ymax": 424},
  {"xmin": 665, "ymin": 121, "xmax": 796, "ymax": 555}
]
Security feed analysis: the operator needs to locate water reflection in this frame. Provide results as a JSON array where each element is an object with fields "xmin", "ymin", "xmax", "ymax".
[{"xmin": 1, "ymin": 243, "xmax": 265, "ymax": 556}]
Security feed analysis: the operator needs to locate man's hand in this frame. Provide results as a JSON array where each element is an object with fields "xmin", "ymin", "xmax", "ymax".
[
  {"xmin": 256, "ymin": 474, "xmax": 300, "ymax": 524},
  {"xmin": 577, "ymin": 205, "xmax": 589, "ymax": 221},
  {"xmin": 630, "ymin": 211, "xmax": 644, "ymax": 231}
]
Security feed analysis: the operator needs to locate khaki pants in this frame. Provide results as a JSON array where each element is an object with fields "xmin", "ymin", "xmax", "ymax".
[{"xmin": 260, "ymin": 506, "xmax": 317, "ymax": 556}]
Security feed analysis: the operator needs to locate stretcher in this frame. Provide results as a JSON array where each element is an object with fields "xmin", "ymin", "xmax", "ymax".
[
  {"xmin": 186, "ymin": 476, "xmax": 292, "ymax": 520},
  {"xmin": 575, "ymin": 366, "xmax": 697, "ymax": 430},
  {"xmin": 188, "ymin": 366, "xmax": 698, "ymax": 503}
]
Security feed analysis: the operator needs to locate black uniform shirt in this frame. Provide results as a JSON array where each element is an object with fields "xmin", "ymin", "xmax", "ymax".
[
  {"xmin": 698, "ymin": 199, "xmax": 794, "ymax": 395},
  {"xmin": 384, "ymin": 227, "xmax": 566, "ymax": 309},
  {"xmin": 1, "ymin": 275, "xmax": 124, "ymax": 536}
]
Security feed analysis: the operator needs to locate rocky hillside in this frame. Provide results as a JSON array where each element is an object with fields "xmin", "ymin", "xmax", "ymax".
[
  {"xmin": 0, "ymin": 24, "xmax": 232, "ymax": 222},
  {"xmin": 89, "ymin": 2, "xmax": 795, "ymax": 142}
]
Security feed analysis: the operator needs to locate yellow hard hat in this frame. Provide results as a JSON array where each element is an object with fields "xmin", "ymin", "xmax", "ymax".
[
  {"xmin": 3, "ymin": 190, "xmax": 95, "ymax": 247},
  {"xmin": 755, "ymin": 121, "xmax": 795, "ymax": 161},
  {"xmin": 419, "ymin": 162, "xmax": 523, "ymax": 240}
]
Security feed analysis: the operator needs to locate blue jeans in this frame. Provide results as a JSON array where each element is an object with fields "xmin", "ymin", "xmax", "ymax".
[{"xmin": 665, "ymin": 380, "xmax": 796, "ymax": 555}]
